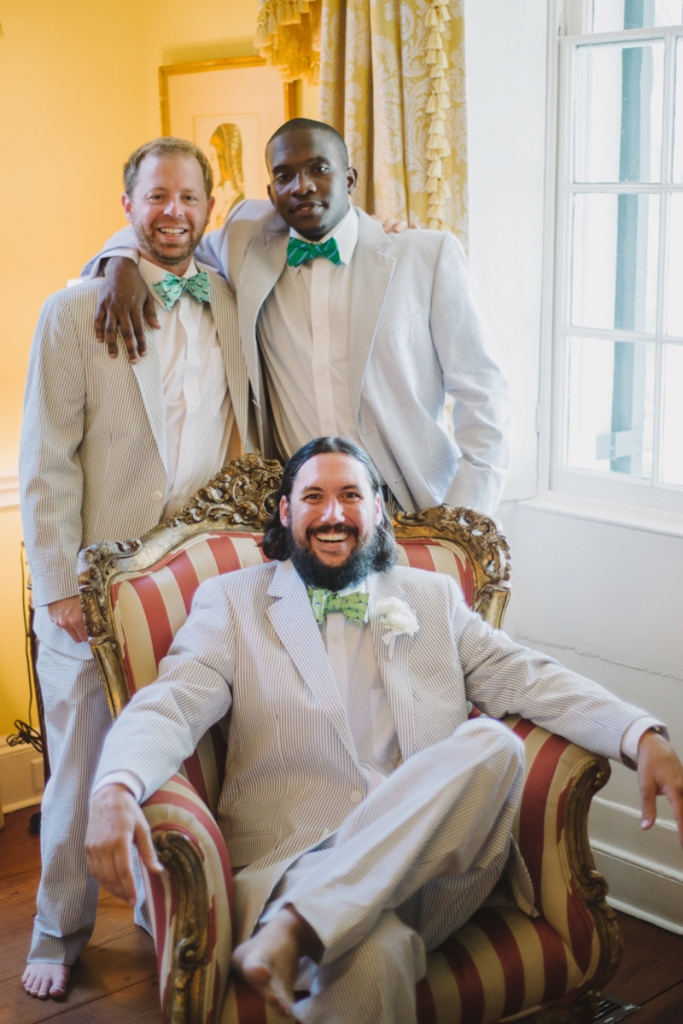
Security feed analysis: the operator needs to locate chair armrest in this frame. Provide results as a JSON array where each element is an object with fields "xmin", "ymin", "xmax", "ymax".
[
  {"xmin": 505, "ymin": 715, "xmax": 622, "ymax": 998},
  {"xmin": 140, "ymin": 774, "xmax": 234, "ymax": 1024}
]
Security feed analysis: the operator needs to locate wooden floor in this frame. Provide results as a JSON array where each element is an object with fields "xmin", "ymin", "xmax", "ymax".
[
  {"xmin": 0, "ymin": 806, "xmax": 160, "ymax": 1023},
  {"xmin": 1, "ymin": 805, "xmax": 682, "ymax": 1023}
]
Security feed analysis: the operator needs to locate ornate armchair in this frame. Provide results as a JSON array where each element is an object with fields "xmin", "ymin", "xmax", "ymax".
[{"xmin": 78, "ymin": 454, "xmax": 621, "ymax": 1024}]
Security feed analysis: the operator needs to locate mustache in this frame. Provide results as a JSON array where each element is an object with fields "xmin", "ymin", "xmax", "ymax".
[{"xmin": 306, "ymin": 523, "xmax": 358, "ymax": 540}]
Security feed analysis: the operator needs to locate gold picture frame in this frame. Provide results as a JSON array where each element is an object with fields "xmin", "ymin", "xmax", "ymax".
[{"xmin": 159, "ymin": 57, "xmax": 298, "ymax": 232}]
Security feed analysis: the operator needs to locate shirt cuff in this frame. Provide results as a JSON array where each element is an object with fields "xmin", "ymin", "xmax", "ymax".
[
  {"xmin": 621, "ymin": 716, "xmax": 668, "ymax": 768},
  {"xmin": 91, "ymin": 770, "xmax": 145, "ymax": 803}
]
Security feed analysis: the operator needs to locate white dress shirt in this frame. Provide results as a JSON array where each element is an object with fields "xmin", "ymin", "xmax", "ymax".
[
  {"xmin": 319, "ymin": 581, "xmax": 401, "ymax": 793},
  {"xmin": 138, "ymin": 257, "xmax": 234, "ymax": 516},
  {"xmin": 256, "ymin": 207, "xmax": 363, "ymax": 459}
]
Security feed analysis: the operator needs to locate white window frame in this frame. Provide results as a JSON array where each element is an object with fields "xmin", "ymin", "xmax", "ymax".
[{"xmin": 543, "ymin": 0, "xmax": 683, "ymax": 515}]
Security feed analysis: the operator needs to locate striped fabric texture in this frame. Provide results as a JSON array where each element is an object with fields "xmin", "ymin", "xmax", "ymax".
[
  {"xmin": 124, "ymin": 533, "xmax": 602, "ymax": 1023},
  {"xmin": 139, "ymin": 718, "xmax": 602, "ymax": 1024}
]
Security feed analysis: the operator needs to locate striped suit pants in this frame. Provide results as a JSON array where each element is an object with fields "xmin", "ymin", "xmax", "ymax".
[
  {"xmin": 28, "ymin": 643, "xmax": 147, "ymax": 964},
  {"xmin": 261, "ymin": 717, "xmax": 525, "ymax": 1024}
]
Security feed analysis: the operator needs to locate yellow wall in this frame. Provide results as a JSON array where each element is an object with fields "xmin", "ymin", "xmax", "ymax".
[{"xmin": 0, "ymin": 0, "xmax": 317, "ymax": 735}]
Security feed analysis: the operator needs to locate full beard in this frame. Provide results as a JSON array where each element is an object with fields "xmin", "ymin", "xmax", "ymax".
[{"xmin": 288, "ymin": 525, "xmax": 383, "ymax": 591}]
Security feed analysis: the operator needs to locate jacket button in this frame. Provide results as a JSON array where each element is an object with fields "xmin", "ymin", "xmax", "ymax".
[
  {"xmin": 152, "ymin": 490, "xmax": 164, "ymax": 502},
  {"xmin": 350, "ymin": 790, "xmax": 363, "ymax": 804}
]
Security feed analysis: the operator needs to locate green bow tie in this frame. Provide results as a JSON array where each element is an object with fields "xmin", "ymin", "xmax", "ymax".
[
  {"xmin": 287, "ymin": 236, "xmax": 342, "ymax": 267},
  {"xmin": 308, "ymin": 587, "xmax": 369, "ymax": 624},
  {"xmin": 152, "ymin": 270, "xmax": 211, "ymax": 311}
]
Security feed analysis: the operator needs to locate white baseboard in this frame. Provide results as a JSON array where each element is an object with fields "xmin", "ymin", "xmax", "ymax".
[
  {"xmin": 594, "ymin": 847, "xmax": 683, "ymax": 935},
  {"xmin": 0, "ymin": 735, "xmax": 44, "ymax": 813},
  {"xmin": 590, "ymin": 795, "xmax": 683, "ymax": 934}
]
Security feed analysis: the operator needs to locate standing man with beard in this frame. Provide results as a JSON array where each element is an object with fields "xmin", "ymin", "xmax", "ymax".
[
  {"xmin": 20, "ymin": 137, "xmax": 253, "ymax": 999},
  {"xmin": 85, "ymin": 437, "xmax": 683, "ymax": 1024},
  {"xmin": 87, "ymin": 118, "xmax": 510, "ymax": 517}
]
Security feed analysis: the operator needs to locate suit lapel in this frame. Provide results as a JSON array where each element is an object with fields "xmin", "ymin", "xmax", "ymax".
[
  {"xmin": 348, "ymin": 211, "xmax": 397, "ymax": 416},
  {"xmin": 130, "ymin": 322, "xmax": 166, "ymax": 470},
  {"xmin": 207, "ymin": 272, "xmax": 251, "ymax": 451},
  {"xmin": 237, "ymin": 215, "xmax": 289, "ymax": 411},
  {"xmin": 369, "ymin": 570, "xmax": 416, "ymax": 760},
  {"xmin": 267, "ymin": 561, "xmax": 360, "ymax": 766}
]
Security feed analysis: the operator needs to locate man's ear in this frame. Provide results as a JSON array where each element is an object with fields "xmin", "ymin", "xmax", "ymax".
[
  {"xmin": 346, "ymin": 167, "xmax": 358, "ymax": 194},
  {"xmin": 206, "ymin": 194, "xmax": 216, "ymax": 219},
  {"xmin": 267, "ymin": 182, "xmax": 276, "ymax": 208},
  {"xmin": 279, "ymin": 495, "xmax": 291, "ymax": 527},
  {"xmin": 374, "ymin": 491, "xmax": 383, "ymax": 525},
  {"xmin": 121, "ymin": 194, "xmax": 133, "ymax": 223}
]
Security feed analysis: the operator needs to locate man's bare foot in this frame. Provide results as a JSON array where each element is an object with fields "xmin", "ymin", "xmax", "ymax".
[
  {"xmin": 22, "ymin": 962, "xmax": 71, "ymax": 999},
  {"xmin": 232, "ymin": 905, "xmax": 322, "ymax": 1018}
]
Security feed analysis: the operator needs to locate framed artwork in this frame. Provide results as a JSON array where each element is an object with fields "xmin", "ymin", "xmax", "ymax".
[{"xmin": 159, "ymin": 57, "xmax": 297, "ymax": 232}]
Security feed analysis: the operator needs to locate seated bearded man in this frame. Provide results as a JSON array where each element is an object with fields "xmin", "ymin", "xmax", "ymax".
[{"xmin": 86, "ymin": 437, "xmax": 683, "ymax": 1024}]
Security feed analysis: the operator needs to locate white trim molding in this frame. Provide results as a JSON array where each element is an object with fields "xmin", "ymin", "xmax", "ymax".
[
  {"xmin": 0, "ymin": 472, "xmax": 19, "ymax": 511},
  {"xmin": 590, "ymin": 795, "xmax": 683, "ymax": 935},
  {"xmin": 0, "ymin": 735, "xmax": 44, "ymax": 812}
]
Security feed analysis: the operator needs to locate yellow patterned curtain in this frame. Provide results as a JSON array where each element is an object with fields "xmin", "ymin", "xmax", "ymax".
[
  {"xmin": 256, "ymin": 0, "xmax": 467, "ymax": 239},
  {"xmin": 256, "ymin": 1, "xmax": 322, "ymax": 82}
]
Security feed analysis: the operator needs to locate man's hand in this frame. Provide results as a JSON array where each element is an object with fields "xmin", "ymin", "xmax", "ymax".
[
  {"xmin": 371, "ymin": 215, "xmax": 419, "ymax": 233},
  {"xmin": 637, "ymin": 729, "xmax": 683, "ymax": 848},
  {"xmin": 86, "ymin": 784, "xmax": 163, "ymax": 904},
  {"xmin": 94, "ymin": 257, "xmax": 160, "ymax": 363},
  {"xmin": 47, "ymin": 596, "xmax": 88, "ymax": 644}
]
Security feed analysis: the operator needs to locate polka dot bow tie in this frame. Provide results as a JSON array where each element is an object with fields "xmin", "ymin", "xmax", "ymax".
[
  {"xmin": 152, "ymin": 270, "xmax": 211, "ymax": 311},
  {"xmin": 308, "ymin": 587, "xmax": 369, "ymax": 624},
  {"xmin": 286, "ymin": 236, "xmax": 341, "ymax": 267}
]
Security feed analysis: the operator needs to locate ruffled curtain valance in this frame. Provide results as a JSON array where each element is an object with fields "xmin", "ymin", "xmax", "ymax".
[{"xmin": 256, "ymin": 0, "xmax": 467, "ymax": 240}]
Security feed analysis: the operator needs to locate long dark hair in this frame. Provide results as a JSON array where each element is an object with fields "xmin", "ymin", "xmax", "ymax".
[{"xmin": 262, "ymin": 437, "xmax": 397, "ymax": 571}]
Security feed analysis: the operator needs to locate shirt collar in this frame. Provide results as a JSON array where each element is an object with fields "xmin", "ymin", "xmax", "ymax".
[
  {"xmin": 139, "ymin": 255, "xmax": 200, "ymax": 293},
  {"xmin": 289, "ymin": 205, "xmax": 359, "ymax": 268},
  {"xmin": 336, "ymin": 577, "xmax": 369, "ymax": 597}
]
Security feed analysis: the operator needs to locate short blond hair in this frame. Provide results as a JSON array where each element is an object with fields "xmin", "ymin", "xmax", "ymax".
[{"xmin": 123, "ymin": 137, "xmax": 214, "ymax": 198}]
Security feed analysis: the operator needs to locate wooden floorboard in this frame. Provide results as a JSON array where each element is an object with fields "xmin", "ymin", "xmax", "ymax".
[
  {"xmin": 0, "ymin": 806, "xmax": 161, "ymax": 1024},
  {"xmin": 607, "ymin": 909, "xmax": 683, "ymax": 1014},
  {"xmin": 627, "ymin": 981, "xmax": 683, "ymax": 1023},
  {"xmin": 2, "ymin": 804, "xmax": 683, "ymax": 1022}
]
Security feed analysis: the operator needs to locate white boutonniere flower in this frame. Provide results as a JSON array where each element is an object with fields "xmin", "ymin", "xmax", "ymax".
[{"xmin": 376, "ymin": 597, "xmax": 419, "ymax": 658}]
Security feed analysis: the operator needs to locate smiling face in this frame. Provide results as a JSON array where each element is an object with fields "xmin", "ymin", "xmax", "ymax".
[
  {"xmin": 280, "ymin": 453, "xmax": 382, "ymax": 583},
  {"xmin": 266, "ymin": 128, "xmax": 357, "ymax": 241},
  {"xmin": 122, "ymin": 154, "xmax": 214, "ymax": 275}
]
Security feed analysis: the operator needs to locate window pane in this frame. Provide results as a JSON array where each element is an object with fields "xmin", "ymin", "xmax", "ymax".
[
  {"xmin": 662, "ymin": 344, "xmax": 683, "ymax": 483},
  {"xmin": 664, "ymin": 193, "xmax": 683, "ymax": 333},
  {"xmin": 567, "ymin": 336, "xmax": 655, "ymax": 478},
  {"xmin": 574, "ymin": 42, "xmax": 663, "ymax": 183},
  {"xmin": 593, "ymin": 0, "xmax": 683, "ymax": 32},
  {"xmin": 672, "ymin": 36, "xmax": 683, "ymax": 180},
  {"xmin": 571, "ymin": 193, "xmax": 659, "ymax": 331}
]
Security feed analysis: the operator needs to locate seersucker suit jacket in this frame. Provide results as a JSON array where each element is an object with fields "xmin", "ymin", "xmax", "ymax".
[
  {"xmin": 20, "ymin": 269, "xmax": 254, "ymax": 658},
  {"xmin": 94, "ymin": 559, "xmax": 647, "ymax": 942},
  {"xmin": 89, "ymin": 203, "xmax": 511, "ymax": 515}
]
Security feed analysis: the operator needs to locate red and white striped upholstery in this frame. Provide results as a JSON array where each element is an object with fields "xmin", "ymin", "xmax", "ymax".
[{"xmin": 110, "ymin": 530, "xmax": 607, "ymax": 1023}]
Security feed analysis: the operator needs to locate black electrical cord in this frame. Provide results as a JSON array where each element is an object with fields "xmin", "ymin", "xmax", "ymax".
[{"xmin": 7, "ymin": 549, "xmax": 44, "ymax": 754}]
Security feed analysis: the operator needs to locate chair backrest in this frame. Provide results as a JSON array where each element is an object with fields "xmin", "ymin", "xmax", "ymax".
[{"xmin": 79, "ymin": 454, "xmax": 511, "ymax": 810}]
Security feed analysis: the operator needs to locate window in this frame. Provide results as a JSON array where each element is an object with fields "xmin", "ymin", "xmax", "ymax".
[{"xmin": 552, "ymin": 1, "xmax": 683, "ymax": 511}]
